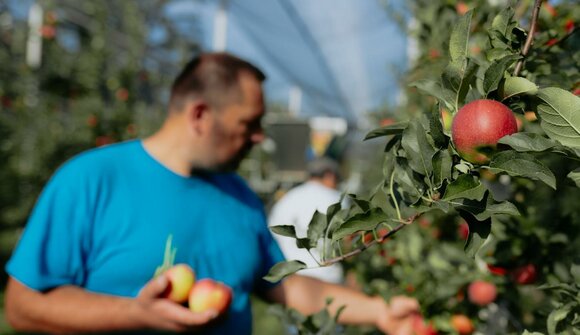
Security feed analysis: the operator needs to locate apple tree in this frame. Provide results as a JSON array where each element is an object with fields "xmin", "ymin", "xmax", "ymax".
[{"xmin": 265, "ymin": 1, "xmax": 579, "ymax": 334}]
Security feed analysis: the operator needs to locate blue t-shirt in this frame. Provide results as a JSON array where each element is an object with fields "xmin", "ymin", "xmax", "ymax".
[{"xmin": 6, "ymin": 140, "xmax": 284, "ymax": 334}]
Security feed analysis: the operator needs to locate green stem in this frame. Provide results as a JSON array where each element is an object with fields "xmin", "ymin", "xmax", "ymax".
[{"xmin": 390, "ymin": 170, "xmax": 402, "ymax": 221}]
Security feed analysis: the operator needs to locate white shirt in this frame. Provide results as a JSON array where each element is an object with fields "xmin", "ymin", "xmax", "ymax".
[{"xmin": 268, "ymin": 181, "xmax": 344, "ymax": 284}]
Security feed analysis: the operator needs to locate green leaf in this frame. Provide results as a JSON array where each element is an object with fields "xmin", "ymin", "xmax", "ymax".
[
  {"xmin": 450, "ymin": 192, "xmax": 519, "ymax": 221},
  {"xmin": 537, "ymin": 87, "xmax": 580, "ymax": 148},
  {"xmin": 483, "ymin": 55, "xmax": 520, "ymax": 96},
  {"xmin": 295, "ymin": 238, "xmax": 311, "ymax": 249},
  {"xmin": 459, "ymin": 210, "xmax": 491, "ymax": 258},
  {"xmin": 364, "ymin": 122, "xmax": 409, "ymax": 141},
  {"xmin": 401, "ymin": 119, "xmax": 437, "ymax": 177},
  {"xmin": 568, "ymin": 168, "xmax": 580, "ymax": 187},
  {"xmin": 449, "ymin": 10, "xmax": 473, "ymax": 64},
  {"xmin": 443, "ymin": 174, "xmax": 487, "ymax": 201},
  {"xmin": 307, "ymin": 211, "xmax": 328, "ymax": 248},
  {"xmin": 547, "ymin": 303, "xmax": 574, "ymax": 335},
  {"xmin": 571, "ymin": 264, "xmax": 580, "ymax": 283},
  {"xmin": 442, "ymin": 59, "xmax": 478, "ymax": 110},
  {"xmin": 487, "ymin": 48, "xmax": 514, "ymax": 61},
  {"xmin": 427, "ymin": 107, "xmax": 448, "ymax": 148},
  {"xmin": 326, "ymin": 200, "xmax": 343, "ymax": 222},
  {"xmin": 489, "ymin": 151, "xmax": 557, "ymax": 189},
  {"xmin": 499, "ymin": 76, "xmax": 538, "ymax": 100},
  {"xmin": 485, "ymin": 201, "xmax": 520, "ymax": 218},
  {"xmin": 263, "ymin": 260, "xmax": 307, "ymax": 283},
  {"xmin": 498, "ymin": 133, "xmax": 558, "ymax": 152},
  {"xmin": 332, "ymin": 208, "xmax": 389, "ymax": 241},
  {"xmin": 491, "ymin": 7, "xmax": 515, "ymax": 36},
  {"xmin": 433, "ymin": 150, "xmax": 452, "ymax": 188},
  {"xmin": 410, "ymin": 80, "xmax": 455, "ymax": 110},
  {"xmin": 347, "ymin": 194, "xmax": 371, "ymax": 212},
  {"xmin": 270, "ymin": 225, "xmax": 297, "ymax": 238},
  {"xmin": 394, "ymin": 159, "xmax": 424, "ymax": 204}
]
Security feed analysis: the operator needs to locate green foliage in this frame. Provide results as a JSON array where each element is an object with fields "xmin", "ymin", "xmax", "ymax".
[
  {"xmin": 0, "ymin": 0, "xmax": 200, "ymax": 267},
  {"xmin": 267, "ymin": 1, "xmax": 580, "ymax": 333}
]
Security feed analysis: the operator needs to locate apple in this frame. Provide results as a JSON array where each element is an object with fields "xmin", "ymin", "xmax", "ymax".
[
  {"xmin": 440, "ymin": 108, "xmax": 453, "ymax": 132},
  {"xmin": 486, "ymin": 264, "xmax": 508, "ymax": 276},
  {"xmin": 458, "ymin": 221, "xmax": 469, "ymax": 240},
  {"xmin": 189, "ymin": 279, "xmax": 233, "ymax": 314},
  {"xmin": 456, "ymin": 2, "xmax": 469, "ymax": 16},
  {"xmin": 161, "ymin": 264, "xmax": 195, "ymax": 304},
  {"xmin": 411, "ymin": 314, "xmax": 438, "ymax": 335},
  {"xmin": 450, "ymin": 314, "xmax": 474, "ymax": 335},
  {"xmin": 467, "ymin": 280, "xmax": 497, "ymax": 306},
  {"xmin": 451, "ymin": 99, "xmax": 518, "ymax": 164},
  {"xmin": 511, "ymin": 264, "xmax": 538, "ymax": 285}
]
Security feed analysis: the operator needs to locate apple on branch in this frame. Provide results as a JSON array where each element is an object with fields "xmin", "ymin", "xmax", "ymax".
[
  {"xmin": 450, "ymin": 314, "xmax": 475, "ymax": 335},
  {"xmin": 451, "ymin": 99, "xmax": 518, "ymax": 164},
  {"xmin": 467, "ymin": 280, "xmax": 497, "ymax": 306}
]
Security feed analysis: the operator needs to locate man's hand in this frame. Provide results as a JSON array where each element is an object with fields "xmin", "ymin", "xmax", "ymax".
[
  {"xmin": 5, "ymin": 275, "xmax": 219, "ymax": 334},
  {"xmin": 134, "ymin": 274, "xmax": 219, "ymax": 332},
  {"xmin": 375, "ymin": 295, "xmax": 420, "ymax": 335}
]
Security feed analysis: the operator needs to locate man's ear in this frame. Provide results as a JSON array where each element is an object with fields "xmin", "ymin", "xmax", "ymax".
[{"xmin": 186, "ymin": 100, "xmax": 210, "ymax": 134}]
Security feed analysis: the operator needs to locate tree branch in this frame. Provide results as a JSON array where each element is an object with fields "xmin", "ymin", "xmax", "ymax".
[
  {"xmin": 320, "ymin": 214, "xmax": 420, "ymax": 266},
  {"xmin": 513, "ymin": 0, "xmax": 544, "ymax": 77}
]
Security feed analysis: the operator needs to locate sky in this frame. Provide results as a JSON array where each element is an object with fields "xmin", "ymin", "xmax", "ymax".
[{"xmin": 6, "ymin": 0, "xmax": 410, "ymax": 127}]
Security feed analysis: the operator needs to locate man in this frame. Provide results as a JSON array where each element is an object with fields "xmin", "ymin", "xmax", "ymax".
[
  {"xmin": 4, "ymin": 52, "xmax": 419, "ymax": 334},
  {"xmin": 269, "ymin": 157, "xmax": 345, "ymax": 284}
]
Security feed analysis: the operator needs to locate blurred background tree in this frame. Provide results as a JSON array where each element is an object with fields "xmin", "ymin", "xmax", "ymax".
[{"xmin": 0, "ymin": 0, "xmax": 200, "ymax": 327}]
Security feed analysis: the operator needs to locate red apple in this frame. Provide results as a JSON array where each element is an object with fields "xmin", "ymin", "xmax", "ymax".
[
  {"xmin": 450, "ymin": 314, "xmax": 474, "ymax": 335},
  {"xmin": 511, "ymin": 264, "xmax": 538, "ymax": 285},
  {"xmin": 411, "ymin": 314, "xmax": 438, "ymax": 335},
  {"xmin": 162, "ymin": 264, "xmax": 195, "ymax": 304},
  {"xmin": 456, "ymin": 2, "xmax": 469, "ymax": 16},
  {"xmin": 486, "ymin": 264, "xmax": 508, "ymax": 276},
  {"xmin": 458, "ymin": 221, "xmax": 469, "ymax": 240},
  {"xmin": 468, "ymin": 280, "xmax": 497, "ymax": 306},
  {"xmin": 451, "ymin": 99, "xmax": 518, "ymax": 164},
  {"xmin": 189, "ymin": 279, "xmax": 233, "ymax": 314}
]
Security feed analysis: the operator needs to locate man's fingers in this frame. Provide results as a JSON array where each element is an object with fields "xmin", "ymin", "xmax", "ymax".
[
  {"xmin": 138, "ymin": 275, "xmax": 168, "ymax": 299},
  {"xmin": 156, "ymin": 301, "xmax": 218, "ymax": 326},
  {"xmin": 389, "ymin": 296, "xmax": 420, "ymax": 318}
]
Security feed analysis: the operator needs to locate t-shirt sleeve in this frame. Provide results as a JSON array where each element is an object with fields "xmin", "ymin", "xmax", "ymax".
[
  {"xmin": 254, "ymin": 211, "xmax": 286, "ymax": 293},
  {"xmin": 6, "ymin": 162, "xmax": 91, "ymax": 291}
]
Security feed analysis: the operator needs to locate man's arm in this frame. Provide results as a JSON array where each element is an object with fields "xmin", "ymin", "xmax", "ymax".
[
  {"xmin": 5, "ymin": 275, "xmax": 218, "ymax": 334},
  {"xmin": 264, "ymin": 274, "xmax": 419, "ymax": 335}
]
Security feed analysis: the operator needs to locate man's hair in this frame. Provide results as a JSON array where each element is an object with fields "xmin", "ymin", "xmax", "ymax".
[{"xmin": 169, "ymin": 52, "xmax": 266, "ymax": 112}]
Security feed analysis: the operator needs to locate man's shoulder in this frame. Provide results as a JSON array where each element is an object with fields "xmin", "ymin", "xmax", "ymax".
[
  {"xmin": 62, "ymin": 140, "xmax": 137, "ymax": 166},
  {"xmin": 52, "ymin": 140, "xmax": 141, "ymax": 181}
]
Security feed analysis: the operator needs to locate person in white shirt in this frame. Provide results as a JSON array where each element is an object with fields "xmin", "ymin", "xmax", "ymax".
[{"xmin": 269, "ymin": 157, "xmax": 345, "ymax": 284}]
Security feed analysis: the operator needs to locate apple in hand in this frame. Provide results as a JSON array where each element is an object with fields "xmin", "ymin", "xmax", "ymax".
[
  {"xmin": 161, "ymin": 264, "xmax": 195, "ymax": 304},
  {"xmin": 189, "ymin": 279, "xmax": 233, "ymax": 314},
  {"xmin": 451, "ymin": 99, "xmax": 518, "ymax": 164},
  {"xmin": 467, "ymin": 280, "xmax": 497, "ymax": 306}
]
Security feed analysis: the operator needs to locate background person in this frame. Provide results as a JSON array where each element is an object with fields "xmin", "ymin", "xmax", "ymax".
[
  {"xmin": 4, "ymin": 52, "xmax": 419, "ymax": 335},
  {"xmin": 269, "ymin": 156, "xmax": 345, "ymax": 284}
]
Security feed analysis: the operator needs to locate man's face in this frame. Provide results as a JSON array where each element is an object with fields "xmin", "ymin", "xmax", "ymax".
[{"xmin": 206, "ymin": 73, "xmax": 265, "ymax": 172}]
